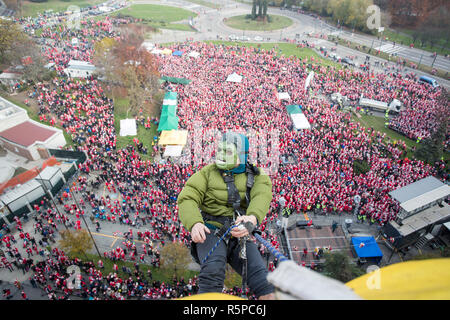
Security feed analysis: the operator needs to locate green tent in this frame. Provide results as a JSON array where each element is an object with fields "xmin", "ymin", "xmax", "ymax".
[
  {"xmin": 158, "ymin": 91, "xmax": 179, "ymax": 131},
  {"xmin": 160, "ymin": 105, "xmax": 177, "ymax": 118},
  {"xmin": 157, "ymin": 115, "xmax": 179, "ymax": 132},
  {"xmin": 286, "ymin": 105, "xmax": 303, "ymax": 114},
  {"xmin": 160, "ymin": 76, "xmax": 191, "ymax": 85}
]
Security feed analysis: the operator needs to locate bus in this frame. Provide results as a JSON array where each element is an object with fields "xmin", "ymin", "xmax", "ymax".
[{"xmin": 419, "ymin": 76, "xmax": 439, "ymax": 88}]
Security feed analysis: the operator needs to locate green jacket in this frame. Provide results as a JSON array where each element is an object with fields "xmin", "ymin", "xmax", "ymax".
[{"xmin": 177, "ymin": 164, "xmax": 273, "ymax": 232}]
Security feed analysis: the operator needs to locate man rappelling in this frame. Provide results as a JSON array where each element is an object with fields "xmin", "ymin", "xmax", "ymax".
[{"xmin": 177, "ymin": 132, "xmax": 275, "ymax": 300}]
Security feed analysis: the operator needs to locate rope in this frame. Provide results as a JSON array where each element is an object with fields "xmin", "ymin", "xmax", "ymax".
[
  {"xmin": 253, "ymin": 232, "xmax": 289, "ymax": 263},
  {"xmin": 201, "ymin": 225, "xmax": 238, "ymax": 265}
]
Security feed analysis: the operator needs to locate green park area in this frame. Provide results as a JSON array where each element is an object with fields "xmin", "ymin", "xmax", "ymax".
[
  {"xmin": 224, "ymin": 14, "xmax": 293, "ymax": 32},
  {"xmin": 20, "ymin": 0, "xmax": 103, "ymax": 17},
  {"xmin": 112, "ymin": 96, "xmax": 159, "ymax": 161},
  {"xmin": 112, "ymin": 4, "xmax": 197, "ymax": 32}
]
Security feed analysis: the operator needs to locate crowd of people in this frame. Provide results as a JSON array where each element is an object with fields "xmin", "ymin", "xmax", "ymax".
[{"xmin": 0, "ymin": 11, "xmax": 448, "ymax": 299}]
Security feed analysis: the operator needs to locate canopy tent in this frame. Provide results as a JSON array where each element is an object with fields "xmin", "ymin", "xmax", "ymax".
[
  {"xmin": 226, "ymin": 72, "xmax": 243, "ymax": 83},
  {"xmin": 304, "ymin": 71, "xmax": 315, "ymax": 91},
  {"xmin": 119, "ymin": 118, "xmax": 137, "ymax": 137},
  {"xmin": 157, "ymin": 115, "xmax": 179, "ymax": 132},
  {"xmin": 286, "ymin": 104, "xmax": 302, "ymax": 114},
  {"xmin": 158, "ymin": 92, "xmax": 179, "ymax": 132},
  {"xmin": 158, "ymin": 130, "xmax": 188, "ymax": 146},
  {"xmin": 351, "ymin": 236, "xmax": 383, "ymax": 264},
  {"xmin": 285, "ymin": 105, "xmax": 310, "ymax": 130},
  {"xmin": 160, "ymin": 76, "xmax": 191, "ymax": 85},
  {"xmin": 161, "ymin": 48, "xmax": 173, "ymax": 55},
  {"xmin": 172, "ymin": 50, "xmax": 183, "ymax": 56},
  {"xmin": 163, "ymin": 145, "xmax": 184, "ymax": 157},
  {"xmin": 278, "ymin": 92, "xmax": 291, "ymax": 100},
  {"xmin": 188, "ymin": 51, "xmax": 200, "ymax": 58},
  {"xmin": 151, "ymin": 48, "xmax": 164, "ymax": 55},
  {"xmin": 160, "ymin": 105, "xmax": 177, "ymax": 118}
]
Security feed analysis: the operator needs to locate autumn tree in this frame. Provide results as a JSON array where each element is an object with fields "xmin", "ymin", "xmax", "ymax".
[
  {"xmin": 94, "ymin": 25, "xmax": 160, "ymax": 115},
  {"xmin": 0, "ymin": 19, "xmax": 27, "ymax": 63},
  {"xmin": 160, "ymin": 242, "xmax": 192, "ymax": 279},
  {"xmin": 59, "ymin": 229, "xmax": 93, "ymax": 260},
  {"xmin": 323, "ymin": 251, "xmax": 365, "ymax": 283}
]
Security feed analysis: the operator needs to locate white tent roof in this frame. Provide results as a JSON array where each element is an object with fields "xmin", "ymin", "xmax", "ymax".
[
  {"xmin": 278, "ymin": 92, "xmax": 290, "ymax": 100},
  {"xmin": 163, "ymin": 145, "xmax": 183, "ymax": 157},
  {"xmin": 400, "ymin": 185, "xmax": 450, "ymax": 213},
  {"xmin": 290, "ymin": 113, "xmax": 311, "ymax": 129},
  {"xmin": 188, "ymin": 51, "xmax": 200, "ymax": 58},
  {"xmin": 226, "ymin": 73, "xmax": 243, "ymax": 83},
  {"xmin": 151, "ymin": 49, "xmax": 164, "ymax": 55},
  {"xmin": 162, "ymin": 98, "xmax": 177, "ymax": 106},
  {"xmin": 119, "ymin": 118, "xmax": 137, "ymax": 137}
]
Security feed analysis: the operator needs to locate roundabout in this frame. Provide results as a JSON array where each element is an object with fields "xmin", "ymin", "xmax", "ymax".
[{"xmin": 223, "ymin": 14, "xmax": 293, "ymax": 32}]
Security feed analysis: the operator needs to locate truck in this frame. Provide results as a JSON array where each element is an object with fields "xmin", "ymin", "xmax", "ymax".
[{"xmin": 358, "ymin": 96, "xmax": 403, "ymax": 114}]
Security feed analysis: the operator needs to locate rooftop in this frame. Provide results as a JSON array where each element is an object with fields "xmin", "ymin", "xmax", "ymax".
[{"xmin": 0, "ymin": 120, "xmax": 59, "ymax": 147}]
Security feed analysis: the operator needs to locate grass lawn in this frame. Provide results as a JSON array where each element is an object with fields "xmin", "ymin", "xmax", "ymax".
[
  {"xmin": 20, "ymin": 0, "xmax": 103, "ymax": 17},
  {"xmin": 113, "ymin": 97, "xmax": 158, "ymax": 161},
  {"xmin": 224, "ymin": 14, "xmax": 293, "ymax": 31},
  {"xmin": 382, "ymin": 28, "xmax": 450, "ymax": 57},
  {"xmin": 186, "ymin": 0, "xmax": 222, "ymax": 9},
  {"xmin": 205, "ymin": 41, "xmax": 341, "ymax": 69},
  {"xmin": 352, "ymin": 113, "xmax": 418, "ymax": 158},
  {"xmin": 69, "ymin": 252, "xmax": 199, "ymax": 284},
  {"xmin": 112, "ymin": 4, "xmax": 196, "ymax": 22},
  {"xmin": 111, "ymin": 4, "xmax": 197, "ymax": 32},
  {"xmin": 352, "ymin": 113, "xmax": 450, "ymax": 163}
]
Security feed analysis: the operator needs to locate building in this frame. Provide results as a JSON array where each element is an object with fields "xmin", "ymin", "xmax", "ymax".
[
  {"xmin": 389, "ymin": 176, "xmax": 450, "ymax": 221},
  {"xmin": 0, "ymin": 179, "xmax": 45, "ymax": 216},
  {"xmin": 0, "ymin": 96, "xmax": 28, "ymax": 131},
  {"xmin": 382, "ymin": 176, "xmax": 450, "ymax": 255},
  {"xmin": 0, "ymin": 67, "xmax": 22, "ymax": 86},
  {"xmin": 64, "ymin": 60, "xmax": 96, "ymax": 78},
  {"xmin": 0, "ymin": 120, "xmax": 66, "ymax": 161}
]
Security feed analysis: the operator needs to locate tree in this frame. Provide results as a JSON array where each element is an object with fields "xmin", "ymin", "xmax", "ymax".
[
  {"xmin": 251, "ymin": 0, "xmax": 257, "ymax": 19},
  {"xmin": 0, "ymin": 19, "xmax": 27, "ymax": 63},
  {"xmin": 93, "ymin": 28, "xmax": 160, "ymax": 115},
  {"xmin": 59, "ymin": 229, "xmax": 93, "ymax": 259},
  {"xmin": 160, "ymin": 242, "xmax": 192, "ymax": 279},
  {"xmin": 323, "ymin": 251, "xmax": 365, "ymax": 283}
]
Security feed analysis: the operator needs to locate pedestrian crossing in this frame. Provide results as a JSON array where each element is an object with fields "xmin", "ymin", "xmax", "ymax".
[{"xmin": 373, "ymin": 43, "xmax": 404, "ymax": 55}]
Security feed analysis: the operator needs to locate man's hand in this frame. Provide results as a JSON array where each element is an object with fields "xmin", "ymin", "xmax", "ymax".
[
  {"xmin": 231, "ymin": 215, "xmax": 257, "ymax": 238},
  {"xmin": 191, "ymin": 223, "xmax": 210, "ymax": 243}
]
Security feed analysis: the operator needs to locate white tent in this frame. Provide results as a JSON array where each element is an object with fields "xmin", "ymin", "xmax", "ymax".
[
  {"xmin": 278, "ymin": 92, "xmax": 291, "ymax": 100},
  {"xmin": 290, "ymin": 113, "xmax": 311, "ymax": 130},
  {"xmin": 163, "ymin": 145, "xmax": 183, "ymax": 157},
  {"xmin": 226, "ymin": 72, "xmax": 243, "ymax": 83},
  {"xmin": 151, "ymin": 49, "xmax": 164, "ymax": 55},
  {"xmin": 188, "ymin": 51, "xmax": 200, "ymax": 58},
  {"xmin": 305, "ymin": 71, "xmax": 315, "ymax": 91},
  {"xmin": 141, "ymin": 42, "xmax": 155, "ymax": 51},
  {"xmin": 119, "ymin": 119, "xmax": 137, "ymax": 137}
]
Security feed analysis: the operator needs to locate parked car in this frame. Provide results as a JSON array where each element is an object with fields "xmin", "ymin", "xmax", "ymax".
[
  {"xmin": 254, "ymin": 36, "xmax": 263, "ymax": 41},
  {"xmin": 342, "ymin": 58, "xmax": 356, "ymax": 66}
]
